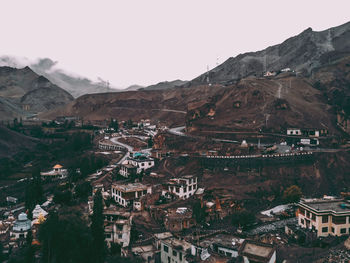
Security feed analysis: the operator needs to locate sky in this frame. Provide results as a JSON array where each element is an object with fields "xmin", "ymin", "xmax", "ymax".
[{"xmin": 1, "ymin": 0, "xmax": 350, "ymax": 88}]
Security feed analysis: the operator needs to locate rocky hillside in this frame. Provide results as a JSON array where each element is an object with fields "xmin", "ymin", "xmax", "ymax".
[
  {"xmin": 40, "ymin": 85, "xmax": 223, "ymax": 126},
  {"xmin": 191, "ymin": 21, "xmax": 350, "ymax": 85},
  {"xmin": 0, "ymin": 57, "xmax": 119, "ymax": 97},
  {"xmin": 143, "ymin": 80, "xmax": 188, "ymax": 90},
  {"xmin": 186, "ymin": 75, "xmax": 336, "ymax": 134},
  {"xmin": 0, "ymin": 125, "xmax": 37, "ymax": 158},
  {"xmin": 41, "ymin": 21, "xmax": 350, "ymax": 135},
  {"xmin": 0, "ymin": 66, "xmax": 74, "ymax": 120}
]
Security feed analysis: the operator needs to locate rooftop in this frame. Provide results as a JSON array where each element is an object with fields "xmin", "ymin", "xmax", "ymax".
[
  {"xmin": 299, "ymin": 198, "xmax": 350, "ymax": 214},
  {"xmin": 154, "ymin": 232, "xmax": 173, "ymax": 240},
  {"xmin": 239, "ymin": 240, "xmax": 275, "ymax": 262},
  {"xmin": 112, "ymin": 182, "xmax": 149, "ymax": 192},
  {"xmin": 162, "ymin": 238, "xmax": 191, "ymax": 252},
  {"xmin": 197, "ymin": 234, "xmax": 244, "ymax": 250}
]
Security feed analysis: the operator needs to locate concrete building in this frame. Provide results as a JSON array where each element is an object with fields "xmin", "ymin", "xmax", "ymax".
[
  {"xmin": 160, "ymin": 237, "xmax": 191, "ymax": 263},
  {"xmin": 298, "ymin": 198, "xmax": 350, "ymax": 237},
  {"xmin": 190, "ymin": 233, "xmax": 244, "ymax": 261},
  {"xmin": 98, "ymin": 140, "xmax": 125, "ymax": 151},
  {"xmin": 40, "ymin": 164, "xmax": 67, "ymax": 179},
  {"xmin": 11, "ymin": 213, "xmax": 31, "ymax": 239},
  {"xmin": 103, "ymin": 209, "xmax": 132, "ymax": 248},
  {"xmin": 124, "ymin": 156, "xmax": 155, "ymax": 174},
  {"xmin": 238, "ymin": 240, "xmax": 276, "ymax": 263},
  {"xmin": 31, "ymin": 204, "xmax": 48, "ymax": 225},
  {"xmin": 164, "ymin": 207, "xmax": 195, "ymax": 232},
  {"xmin": 287, "ymin": 128, "xmax": 302, "ymax": 136},
  {"xmin": 166, "ymin": 175, "xmax": 198, "ymax": 199},
  {"xmin": 111, "ymin": 182, "xmax": 152, "ymax": 209},
  {"xmin": 119, "ymin": 163, "xmax": 137, "ymax": 178}
]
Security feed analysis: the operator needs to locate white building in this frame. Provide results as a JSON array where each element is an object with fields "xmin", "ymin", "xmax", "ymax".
[
  {"xmin": 11, "ymin": 213, "xmax": 31, "ymax": 239},
  {"xmin": 119, "ymin": 163, "xmax": 137, "ymax": 178},
  {"xmin": 32, "ymin": 204, "xmax": 48, "ymax": 225},
  {"xmin": 166, "ymin": 175, "xmax": 198, "ymax": 199},
  {"xmin": 238, "ymin": 240, "xmax": 276, "ymax": 263},
  {"xmin": 160, "ymin": 238, "xmax": 191, "ymax": 263},
  {"xmin": 124, "ymin": 156, "xmax": 155, "ymax": 174},
  {"xmin": 40, "ymin": 164, "xmax": 67, "ymax": 179},
  {"xmin": 298, "ymin": 198, "xmax": 350, "ymax": 237},
  {"xmin": 111, "ymin": 183, "xmax": 152, "ymax": 209},
  {"xmin": 104, "ymin": 209, "xmax": 132, "ymax": 248},
  {"xmin": 190, "ymin": 234, "xmax": 244, "ymax": 260},
  {"xmin": 287, "ymin": 128, "xmax": 302, "ymax": 136}
]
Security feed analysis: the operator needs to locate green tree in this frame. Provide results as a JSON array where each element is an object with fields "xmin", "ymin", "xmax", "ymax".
[
  {"xmin": 283, "ymin": 185, "xmax": 302, "ymax": 203},
  {"xmin": 0, "ymin": 242, "xmax": 5, "ymax": 263},
  {"xmin": 39, "ymin": 210, "xmax": 94, "ymax": 263},
  {"xmin": 24, "ymin": 230, "xmax": 35, "ymax": 263},
  {"xmin": 75, "ymin": 182, "xmax": 92, "ymax": 201},
  {"xmin": 25, "ymin": 169, "xmax": 44, "ymax": 218},
  {"xmin": 147, "ymin": 136, "xmax": 153, "ymax": 148},
  {"xmin": 91, "ymin": 190, "xmax": 105, "ymax": 263},
  {"xmin": 231, "ymin": 210, "xmax": 256, "ymax": 228},
  {"xmin": 192, "ymin": 200, "xmax": 206, "ymax": 224}
]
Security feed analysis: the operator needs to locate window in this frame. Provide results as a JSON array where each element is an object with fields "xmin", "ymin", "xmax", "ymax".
[
  {"xmin": 118, "ymin": 234, "xmax": 122, "ymax": 239},
  {"xmin": 331, "ymin": 227, "xmax": 335, "ymax": 233},
  {"xmin": 301, "ymin": 219, "xmax": 304, "ymax": 225},
  {"xmin": 311, "ymin": 213, "xmax": 316, "ymax": 221},
  {"xmin": 322, "ymin": 215, "xmax": 328, "ymax": 223},
  {"xmin": 173, "ymin": 251, "xmax": 177, "ymax": 257},
  {"xmin": 341, "ymin": 228, "xmax": 347, "ymax": 234},
  {"xmin": 299, "ymin": 208, "xmax": 305, "ymax": 216},
  {"xmin": 322, "ymin": 227, "xmax": 328, "ymax": 233},
  {"xmin": 167, "ymin": 257, "xmax": 170, "ymax": 263},
  {"xmin": 179, "ymin": 252, "xmax": 182, "ymax": 261},
  {"xmin": 332, "ymin": 216, "xmax": 346, "ymax": 225},
  {"xmin": 149, "ymin": 162, "xmax": 152, "ymax": 165},
  {"xmin": 163, "ymin": 245, "xmax": 169, "ymax": 253}
]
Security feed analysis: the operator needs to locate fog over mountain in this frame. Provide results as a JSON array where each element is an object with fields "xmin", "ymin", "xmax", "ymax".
[{"xmin": 0, "ymin": 56, "xmax": 120, "ymax": 98}]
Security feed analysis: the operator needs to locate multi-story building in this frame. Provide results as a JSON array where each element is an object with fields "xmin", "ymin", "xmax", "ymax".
[
  {"xmin": 160, "ymin": 237, "xmax": 191, "ymax": 263},
  {"xmin": 238, "ymin": 240, "xmax": 276, "ymax": 263},
  {"xmin": 103, "ymin": 209, "xmax": 132, "ymax": 248},
  {"xmin": 125, "ymin": 156, "xmax": 155, "ymax": 174},
  {"xmin": 119, "ymin": 163, "xmax": 137, "ymax": 178},
  {"xmin": 297, "ymin": 198, "xmax": 350, "ymax": 237},
  {"xmin": 166, "ymin": 175, "xmax": 197, "ymax": 199},
  {"xmin": 111, "ymin": 182, "xmax": 152, "ymax": 210}
]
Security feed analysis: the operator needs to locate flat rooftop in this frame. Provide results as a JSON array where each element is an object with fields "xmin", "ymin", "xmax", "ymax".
[
  {"xmin": 154, "ymin": 232, "xmax": 173, "ymax": 240},
  {"xmin": 162, "ymin": 238, "xmax": 191, "ymax": 251},
  {"xmin": 300, "ymin": 199, "xmax": 350, "ymax": 213},
  {"xmin": 198, "ymin": 234, "xmax": 244, "ymax": 249},
  {"xmin": 112, "ymin": 182, "xmax": 149, "ymax": 192},
  {"xmin": 239, "ymin": 240, "xmax": 275, "ymax": 262}
]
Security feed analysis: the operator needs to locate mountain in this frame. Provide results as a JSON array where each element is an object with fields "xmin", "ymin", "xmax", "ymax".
[
  {"xmin": 40, "ymin": 85, "xmax": 221, "ymax": 127},
  {"xmin": 0, "ymin": 125, "xmax": 38, "ymax": 158},
  {"xmin": 0, "ymin": 66, "xmax": 74, "ymax": 120},
  {"xmin": 40, "ymin": 21, "xmax": 350, "ymax": 136},
  {"xmin": 125, "ymin": 84, "xmax": 145, "ymax": 91},
  {"xmin": 126, "ymin": 80, "xmax": 188, "ymax": 91},
  {"xmin": 191, "ymin": 21, "xmax": 350, "ymax": 85},
  {"xmin": 0, "ymin": 56, "xmax": 119, "ymax": 98},
  {"xmin": 143, "ymin": 80, "xmax": 188, "ymax": 90}
]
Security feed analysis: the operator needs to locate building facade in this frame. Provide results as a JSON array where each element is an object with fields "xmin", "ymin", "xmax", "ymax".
[
  {"xmin": 298, "ymin": 198, "xmax": 350, "ymax": 237},
  {"xmin": 160, "ymin": 238, "xmax": 191, "ymax": 263},
  {"xmin": 111, "ymin": 183, "xmax": 152, "ymax": 209},
  {"xmin": 166, "ymin": 175, "xmax": 198, "ymax": 199}
]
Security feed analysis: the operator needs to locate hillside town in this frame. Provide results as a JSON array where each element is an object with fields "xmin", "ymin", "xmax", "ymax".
[
  {"xmin": 1, "ymin": 2, "xmax": 350, "ymax": 262},
  {"xmin": 1, "ymin": 115, "xmax": 350, "ymax": 263}
]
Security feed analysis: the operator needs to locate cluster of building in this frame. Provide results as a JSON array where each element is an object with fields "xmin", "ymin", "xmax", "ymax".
[{"xmin": 0, "ymin": 204, "xmax": 48, "ymax": 253}]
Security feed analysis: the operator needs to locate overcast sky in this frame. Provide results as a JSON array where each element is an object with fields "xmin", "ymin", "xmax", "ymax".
[{"xmin": 1, "ymin": 0, "xmax": 350, "ymax": 88}]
